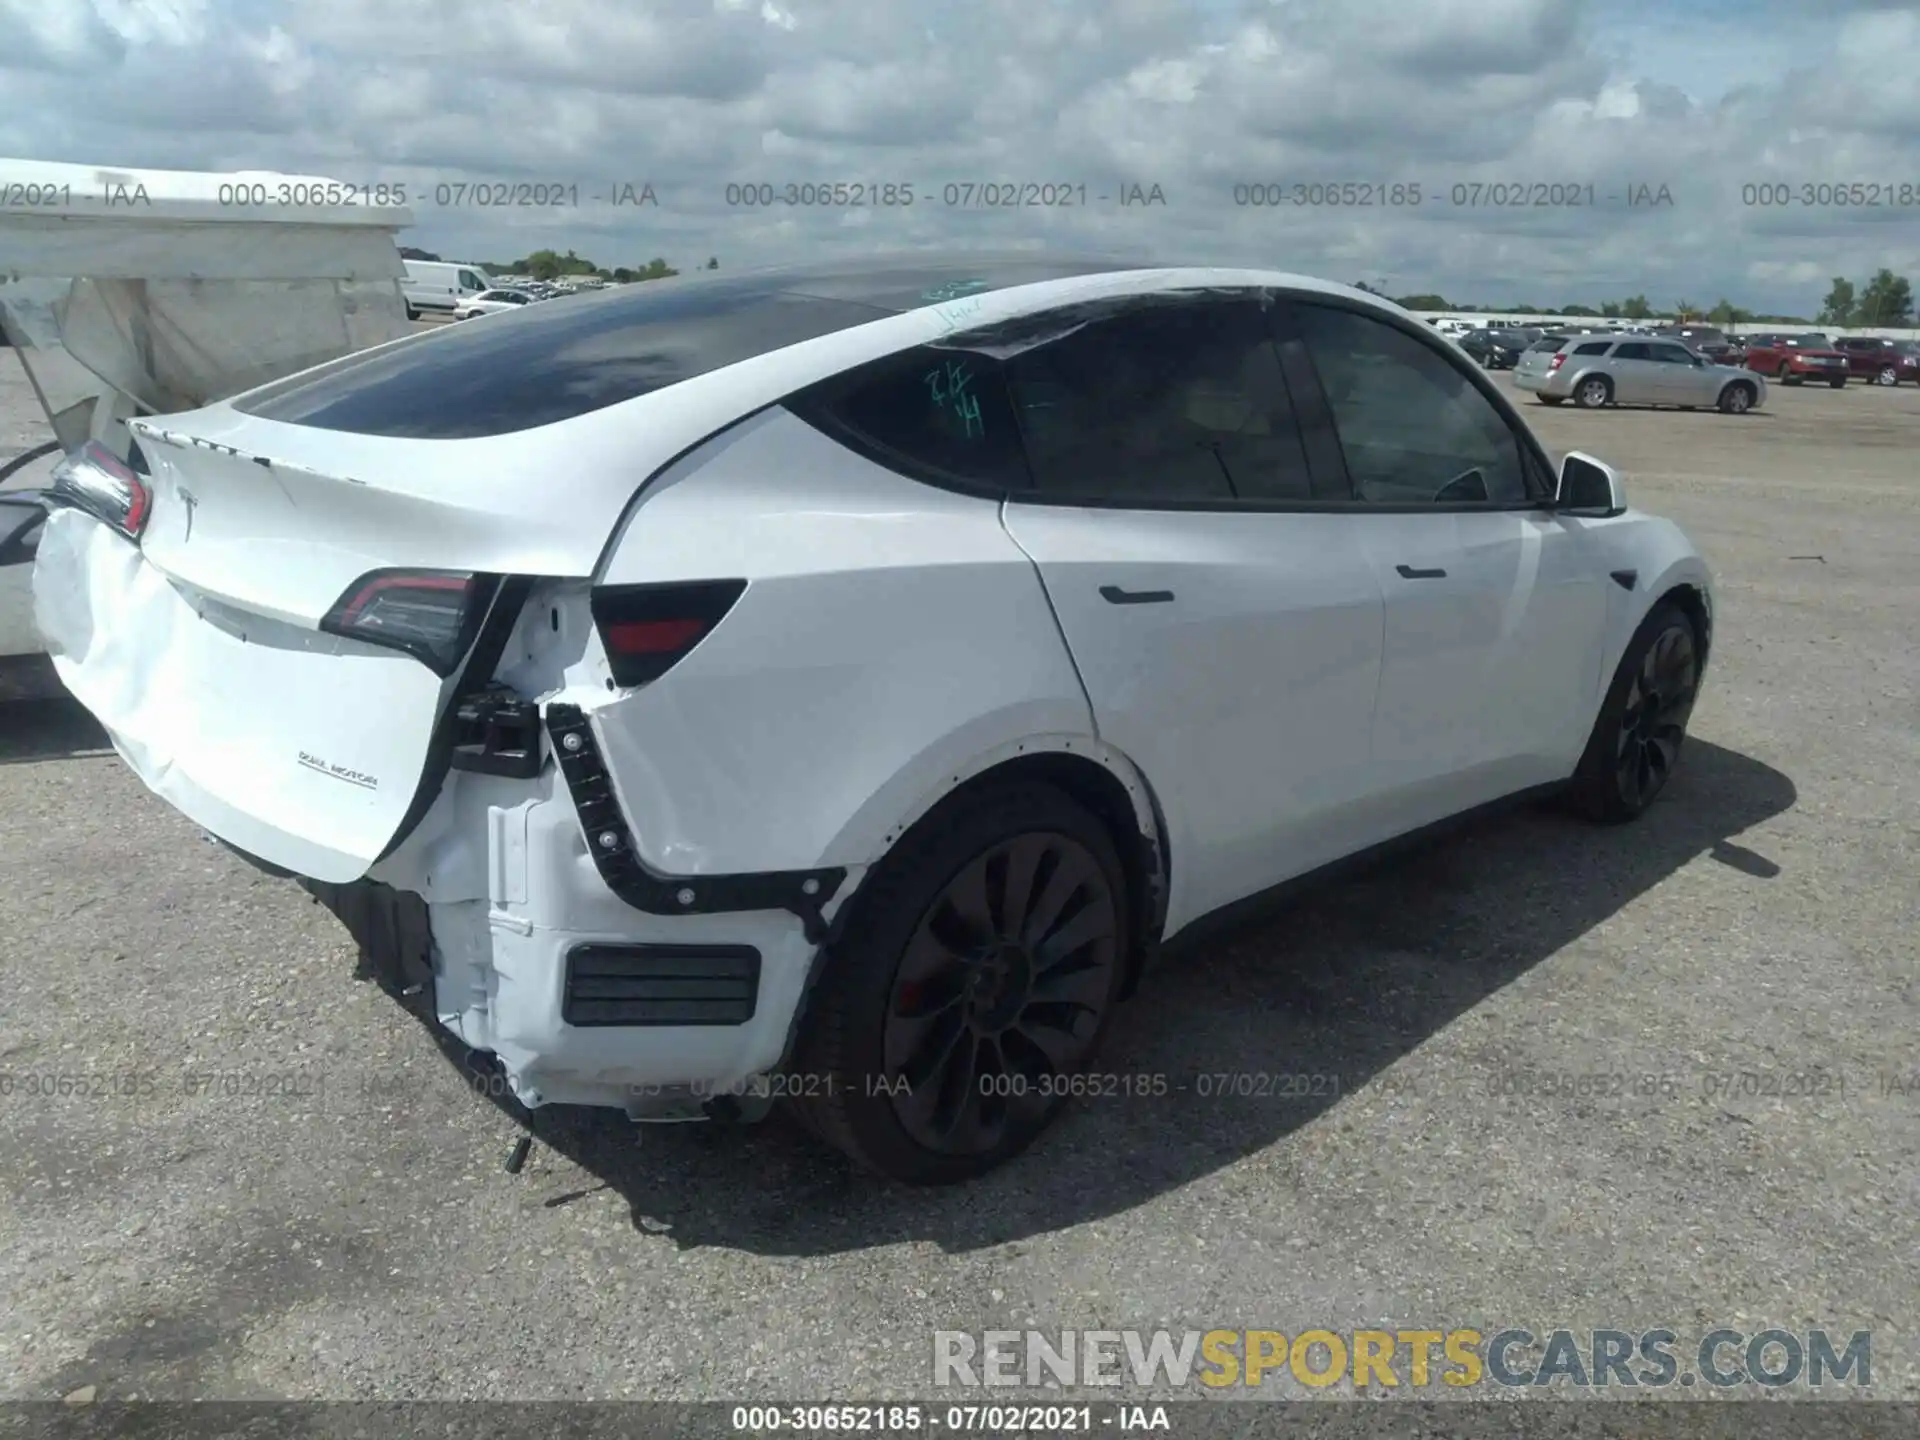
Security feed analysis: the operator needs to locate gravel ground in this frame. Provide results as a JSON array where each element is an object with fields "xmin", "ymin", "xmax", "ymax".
[{"xmin": 0, "ymin": 349, "xmax": 1915, "ymax": 1403}]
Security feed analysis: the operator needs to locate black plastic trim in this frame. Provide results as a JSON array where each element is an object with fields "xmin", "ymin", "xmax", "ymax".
[
  {"xmin": 450, "ymin": 688, "xmax": 544, "ymax": 778},
  {"xmin": 373, "ymin": 575, "xmax": 536, "ymax": 864},
  {"xmin": 0, "ymin": 490, "xmax": 50, "ymax": 565},
  {"xmin": 562, "ymin": 943, "xmax": 762, "ymax": 1027},
  {"xmin": 1611, "ymin": 569, "xmax": 1639, "ymax": 591},
  {"xmin": 544, "ymin": 702, "xmax": 845, "ymax": 941}
]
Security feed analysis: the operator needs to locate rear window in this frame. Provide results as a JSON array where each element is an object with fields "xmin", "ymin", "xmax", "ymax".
[{"xmin": 236, "ymin": 275, "xmax": 893, "ymax": 438}]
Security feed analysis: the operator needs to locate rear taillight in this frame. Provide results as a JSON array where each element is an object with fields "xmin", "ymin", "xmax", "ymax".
[
  {"xmin": 1548, "ymin": 354, "xmax": 1566, "ymax": 371},
  {"xmin": 51, "ymin": 441, "xmax": 151, "ymax": 538},
  {"xmin": 320, "ymin": 569, "xmax": 495, "ymax": 675},
  {"xmin": 590, "ymin": 580, "xmax": 746, "ymax": 687}
]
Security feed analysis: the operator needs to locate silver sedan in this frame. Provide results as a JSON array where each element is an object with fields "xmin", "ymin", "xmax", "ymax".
[{"xmin": 1514, "ymin": 335, "xmax": 1766, "ymax": 413}]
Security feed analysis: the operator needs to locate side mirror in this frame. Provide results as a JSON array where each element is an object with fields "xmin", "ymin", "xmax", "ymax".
[{"xmin": 1555, "ymin": 451, "xmax": 1626, "ymax": 516}]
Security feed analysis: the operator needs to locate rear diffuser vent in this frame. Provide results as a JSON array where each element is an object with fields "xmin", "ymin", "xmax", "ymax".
[{"xmin": 562, "ymin": 943, "xmax": 761, "ymax": 1027}]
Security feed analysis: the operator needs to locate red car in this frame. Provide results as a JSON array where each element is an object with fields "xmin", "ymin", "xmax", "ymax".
[
  {"xmin": 1834, "ymin": 335, "xmax": 1920, "ymax": 387},
  {"xmin": 1742, "ymin": 333, "xmax": 1850, "ymax": 388}
]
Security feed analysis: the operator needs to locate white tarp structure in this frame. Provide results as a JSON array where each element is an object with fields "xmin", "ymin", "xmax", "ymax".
[{"xmin": 0, "ymin": 158, "xmax": 416, "ymax": 440}]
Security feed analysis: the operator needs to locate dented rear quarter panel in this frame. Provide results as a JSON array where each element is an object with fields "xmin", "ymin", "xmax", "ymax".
[{"xmin": 586, "ymin": 406, "xmax": 1102, "ymax": 878}]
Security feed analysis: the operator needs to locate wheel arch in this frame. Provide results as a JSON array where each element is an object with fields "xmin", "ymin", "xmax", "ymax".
[
  {"xmin": 823, "ymin": 734, "xmax": 1172, "ymax": 995},
  {"xmin": 1656, "ymin": 580, "xmax": 1712, "ymax": 674}
]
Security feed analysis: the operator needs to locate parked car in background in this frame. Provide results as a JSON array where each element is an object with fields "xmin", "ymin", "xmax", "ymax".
[
  {"xmin": 402, "ymin": 260, "xmax": 494, "ymax": 319},
  {"xmin": 31, "ymin": 256, "xmax": 1716, "ymax": 1182},
  {"xmin": 452, "ymin": 288, "xmax": 536, "ymax": 320},
  {"xmin": 1457, "ymin": 328, "xmax": 1528, "ymax": 369},
  {"xmin": 1741, "ymin": 333, "xmax": 1849, "ymax": 387},
  {"xmin": 1652, "ymin": 325, "xmax": 1735, "ymax": 362},
  {"xmin": 1515, "ymin": 334, "xmax": 1764, "ymax": 413},
  {"xmin": 1834, "ymin": 335, "xmax": 1920, "ymax": 387}
]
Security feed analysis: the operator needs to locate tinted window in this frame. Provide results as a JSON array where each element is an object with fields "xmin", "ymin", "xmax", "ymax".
[
  {"xmin": 1574, "ymin": 341, "xmax": 1611, "ymax": 356},
  {"xmin": 1526, "ymin": 336, "xmax": 1567, "ymax": 352},
  {"xmin": 1614, "ymin": 342, "xmax": 1653, "ymax": 361},
  {"xmin": 237, "ymin": 275, "xmax": 896, "ymax": 438},
  {"xmin": 1001, "ymin": 297, "xmax": 1321, "ymax": 504},
  {"xmin": 1649, "ymin": 345, "xmax": 1696, "ymax": 364},
  {"xmin": 1293, "ymin": 302, "xmax": 1530, "ymax": 506},
  {"xmin": 789, "ymin": 344, "xmax": 1029, "ymax": 491}
]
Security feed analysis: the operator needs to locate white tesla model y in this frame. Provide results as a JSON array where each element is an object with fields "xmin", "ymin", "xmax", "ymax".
[{"xmin": 33, "ymin": 255, "xmax": 1713, "ymax": 1182}]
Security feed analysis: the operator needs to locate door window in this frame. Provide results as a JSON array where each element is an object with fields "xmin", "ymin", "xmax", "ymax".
[
  {"xmin": 1648, "ymin": 344, "xmax": 1696, "ymax": 365},
  {"xmin": 1001, "ymin": 297, "xmax": 1324, "ymax": 504},
  {"xmin": 1612, "ymin": 342, "xmax": 1653, "ymax": 361},
  {"xmin": 1290, "ymin": 302, "xmax": 1533, "ymax": 506},
  {"xmin": 458, "ymin": 271, "xmax": 485, "ymax": 291}
]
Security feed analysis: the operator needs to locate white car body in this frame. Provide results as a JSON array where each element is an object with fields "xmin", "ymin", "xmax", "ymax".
[
  {"xmin": 402, "ymin": 260, "xmax": 494, "ymax": 317},
  {"xmin": 33, "ymin": 255, "xmax": 1714, "ymax": 1180},
  {"xmin": 452, "ymin": 288, "xmax": 535, "ymax": 320},
  {"xmin": 0, "ymin": 156, "xmax": 412, "ymax": 692}
]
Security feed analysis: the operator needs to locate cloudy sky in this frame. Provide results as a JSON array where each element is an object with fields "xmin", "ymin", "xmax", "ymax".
[{"xmin": 4, "ymin": 0, "xmax": 1919, "ymax": 315}]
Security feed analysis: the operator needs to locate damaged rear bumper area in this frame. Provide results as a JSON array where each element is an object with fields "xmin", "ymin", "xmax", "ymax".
[{"xmin": 303, "ymin": 833, "xmax": 838, "ymax": 1124}]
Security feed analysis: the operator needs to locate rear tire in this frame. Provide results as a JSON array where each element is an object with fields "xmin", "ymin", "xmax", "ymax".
[
  {"xmin": 1829, "ymin": 376, "xmax": 1846, "ymax": 389},
  {"xmin": 789, "ymin": 783, "xmax": 1130, "ymax": 1184},
  {"xmin": 1574, "ymin": 375, "xmax": 1612, "ymax": 409},
  {"xmin": 1567, "ymin": 602, "xmax": 1701, "ymax": 824},
  {"xmin": 1537, "ymin": 395, "xmax": 1565, "ymax": 406}
]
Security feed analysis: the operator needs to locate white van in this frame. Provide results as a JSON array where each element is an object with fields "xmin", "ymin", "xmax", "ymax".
[{"xmin": 402, "ymin": 260, "xmax": 493, "ymax": 319}]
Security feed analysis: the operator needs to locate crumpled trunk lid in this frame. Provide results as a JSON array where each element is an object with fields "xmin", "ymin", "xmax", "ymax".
[{"xmin": 34, "ymin": 503, "xmax": 476, "ymax": 881}]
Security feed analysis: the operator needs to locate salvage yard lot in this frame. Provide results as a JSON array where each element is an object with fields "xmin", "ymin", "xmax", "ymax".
[{"xmin": 1, "ymin": 355, "xmax": 1916, "ymax": 1400}]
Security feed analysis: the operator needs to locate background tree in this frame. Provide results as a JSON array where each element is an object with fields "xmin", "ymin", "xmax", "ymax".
[
  {"xmin": 1855, "ymin": 269, "xmax": 1914, "ymax": 326},
  {"xmin": 1620, "ymin": 295, "xmax": 1653, "ymax": 319},
  {"xmin": 1818, "ymin": 277, "xmax": 1857, "ymax": 326}
]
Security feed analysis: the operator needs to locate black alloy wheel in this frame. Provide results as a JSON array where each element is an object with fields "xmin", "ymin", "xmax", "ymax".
[
  {"xmin": 1613, "ymin": 622, "xmax": 1698, "ymax": 811},
  {"xmin": 1570, "ymin": 602, "xmax": 1701, "ymax": 822},
  {"xmin": 789, "ymin": 782, "xmax": 1131, "ymax": 1183},
  {"xmin": 883, "ymin": 831, "xmax": 1121, "ymax": 1157}
]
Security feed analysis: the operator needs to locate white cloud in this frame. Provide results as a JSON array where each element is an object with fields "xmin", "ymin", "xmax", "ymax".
[{"xmin": 0, "ymin": 0, "xmax": 1916, "ymax": 314}]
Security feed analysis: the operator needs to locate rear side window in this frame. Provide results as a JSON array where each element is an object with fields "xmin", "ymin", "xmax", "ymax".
[
  {"xmin": 1574, "ymin": 341, "xmax": 1611, "ymax": 355},
  {"xmin": 1526, "ymin": 337, "xmax": 1566, "ymax": 352},
  {"xmin": 236, "ymin": 275, "xmax": 891, "ymax": 438},
  {"xmin": 787, "ymin": 345, "xmax": 1030, "ymax": 491}
]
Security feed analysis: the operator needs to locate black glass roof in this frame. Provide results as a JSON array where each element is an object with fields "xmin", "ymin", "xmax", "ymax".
[{"xmin": 237, "ymin": 252, "xmax": 1144, "ymax": 439}]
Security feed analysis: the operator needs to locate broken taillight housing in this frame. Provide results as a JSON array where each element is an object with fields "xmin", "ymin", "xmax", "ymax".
[
  {"xmin": 51, "ymin": 441, "xmax": 152, "ymax": 538},
  {"xmin": 590, "ymin": 579, "xmax": 747, "ymax": 687},
  {"xmin": 320, "ymin": 569, "xmax": 496, "ymax": 676}
]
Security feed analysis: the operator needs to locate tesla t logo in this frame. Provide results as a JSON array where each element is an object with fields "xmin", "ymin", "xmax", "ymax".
[{"xmin": 178, "ymin": 488, "xmax": 198, "ymax": 542}]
